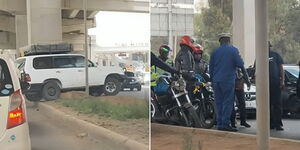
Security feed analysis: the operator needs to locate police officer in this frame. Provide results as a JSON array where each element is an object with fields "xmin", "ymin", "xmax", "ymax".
[
  {"xmin": 268, "ymin": 42, "xmax": 285, "ymax": 131},
  {"xmin": 209, "ymin": 33, "xmax": 245, "ymax": 132},
  {"xmin": 231, "ymin": 68, "xmax": 251, "ymax": 128},
  {"xmin": 175, "ymin": 35, "xmax": 195, "ymax": 72}
]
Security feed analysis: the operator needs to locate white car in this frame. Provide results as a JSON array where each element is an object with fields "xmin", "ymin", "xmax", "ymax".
[
  {"xmin": 0, "ymin": 55, "xmax": 31, "ymax": 150},
  {"xmin": 235, "ymin": 84, "xmax": 257, "ymax": 115},
  {"xmin": 244, "ymin": 84, "xmax": 256, "ymax": 113},
  {"xmin": 15, "ymin": 54, "xmax": 126, "ymax": 101}
]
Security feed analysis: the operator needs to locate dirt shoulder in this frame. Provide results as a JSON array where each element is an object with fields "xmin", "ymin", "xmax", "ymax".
[
  {"xmin": 44, "ymin": 92, "xmax": 149, "ymax": 145},
  {"xmin": 152, "ymin": 123, "xmax": 300, "ymax": 150}
]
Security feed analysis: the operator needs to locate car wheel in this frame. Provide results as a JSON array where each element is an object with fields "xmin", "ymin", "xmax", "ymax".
[
  {"xmin": 104, "ymin": 78, "xmax": 121, "ymax": 96},
  {"xmin": 25, "ymin": 93, "xmax": 42, "ymax": 101},
  {"xmin": 42, "ymin": 81, "xmax": 61, "ymax": 100}
]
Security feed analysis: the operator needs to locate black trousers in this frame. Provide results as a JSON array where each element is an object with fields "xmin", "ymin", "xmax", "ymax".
[
  {"xmin": 270, "ymin": 81, "xmax": 283, "ymax": 128},
  {"xmin": 231, "ymin": 89, "xmax": 247, "ymax": 125}
]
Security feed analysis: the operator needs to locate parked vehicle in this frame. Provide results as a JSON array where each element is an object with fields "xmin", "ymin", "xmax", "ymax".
[
  {"xmin": 191, "ymin": 73, "xmax": 216, "ymax": 128},
  {"xmin": 282, "ymin": 65, "xmax": 300, "ymax": 116},
  {"xmin": 243, "ymin": 65, "xmax": 300, "ymax": 116},
  {"xmin": 15, "ymin": 54, "xmax": 126, "ymax": 101},
  {"xmin": 151, "ymin": 73, "xmax": 202, "ymax": 128},
  {"xmin": 0, "ymin": 55, "xmax": 31, "ymax": 150}
]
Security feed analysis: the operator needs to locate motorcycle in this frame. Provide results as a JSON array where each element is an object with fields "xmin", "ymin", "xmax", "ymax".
[
  {"xmin": 191, "ymin": 73, "xmax": 216, "ymax": 129},
  {"xmin": 151, "ymin": 73, "xmax": 202, "ymax": 128}
]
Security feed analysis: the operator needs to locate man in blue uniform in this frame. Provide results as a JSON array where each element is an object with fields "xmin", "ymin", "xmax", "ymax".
[
  {"xmin": 268, "ymin": 42, "xmax": 285, "ymax": 131},
  {"xmin": 209, "ymin": 33, "xmax": 245, "ymax": 132}
]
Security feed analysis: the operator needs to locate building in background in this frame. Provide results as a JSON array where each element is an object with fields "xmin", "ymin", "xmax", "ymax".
[{"xmin": 151, "ymin": 0, "xmax": 194, "ymax": 58}]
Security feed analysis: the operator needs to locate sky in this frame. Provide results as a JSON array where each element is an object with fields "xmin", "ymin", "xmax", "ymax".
[{"xmin": 89, "ymin": 11, "xmax": 150, "ymax": 47}]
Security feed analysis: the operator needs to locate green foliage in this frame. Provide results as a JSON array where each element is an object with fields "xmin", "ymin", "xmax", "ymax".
[
  {"xmin": 195, "ymin": 0, "xmax": 300, "ymax": 64},
  {"xmin": 194, "ymin": 6, "xmax": 231, "ymax": 57},
  {"xmin": 59, "ymin": 97, "xmax": 149, "ymax": 120}
]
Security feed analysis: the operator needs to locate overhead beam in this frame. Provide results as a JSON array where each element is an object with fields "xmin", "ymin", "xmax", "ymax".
[
  {"xmin": 87, "ymin": 11, "xmax": 98, "ymax": 19},
  {"xmin": 62, "ymin": 19, "xmax": 94, "ymax": 33},
  {"xmin": 0, "ymin": 0, "xmax": 26, "ymax": 15},
  {"xmin": 62, "ymin": 0, "xmax": 149, "ymax": 13},
  {"xmin": 67, "ymin": 9, "xmax": 80, "ymax": 18}
]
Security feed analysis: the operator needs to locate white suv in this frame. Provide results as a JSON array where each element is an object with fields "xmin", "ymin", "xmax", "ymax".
[
  {"xmin": 15, "ymin": 54, "xmax": 126, "ymax": 101},
  {"xmin": 0, "ymin": 55, "xmax": 31, "ymax": 150}
]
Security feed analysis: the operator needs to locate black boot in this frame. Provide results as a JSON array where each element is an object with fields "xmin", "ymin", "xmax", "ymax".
[{"xmin": 241, "ymin": 122, "xmax": 251, "ymax": 128}]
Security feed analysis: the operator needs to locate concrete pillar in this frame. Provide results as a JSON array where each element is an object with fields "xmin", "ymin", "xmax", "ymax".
[
  {"xmin": 255, "ymin": 0, "xmax": 270, "ymax": 149},
  {"xmin": 0, "ymin": 32, "xmax": 16, "ymax": 49},
  {"xmin": 233, "ymin": 0, "xmax": 256, "ymax": 67},
  {"xmin": 15, "ymin": 15, "xmax": 28, "ymax": 51},
  {"xmin": 26, "ymin": 0, "xmax": 62, "ymax": 45}
]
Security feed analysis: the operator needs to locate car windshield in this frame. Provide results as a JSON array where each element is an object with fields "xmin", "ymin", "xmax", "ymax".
[{"xmin": 285, "ymin": 67, "xmax": 299, "ymax": 78}]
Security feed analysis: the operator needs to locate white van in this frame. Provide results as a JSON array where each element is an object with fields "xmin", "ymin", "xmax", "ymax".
[
  {"xmin": 0, "ymin": 55, "xmax": 31, "ymax": 150},
  {"xmin": 15, "ymin": 54, "xmax": 126, "ymax": 101}
]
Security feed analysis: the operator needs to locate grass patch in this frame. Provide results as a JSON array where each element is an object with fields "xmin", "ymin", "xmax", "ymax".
[
  {"xmin": 58, "ymin": 97, "xmax": 149, "ymax": 120},
  {"xmin": 182, "ymin": 134, "xmax": 193, "ymax": 150}
]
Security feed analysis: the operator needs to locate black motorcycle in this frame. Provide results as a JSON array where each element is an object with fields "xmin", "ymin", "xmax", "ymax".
[
  {"xmin": 191, "ymin": 73, "xmax": 216, "ymax": 129},
  {"xmin": 151, "ymin": 73, "xmax": 202, "ymax": 128}
]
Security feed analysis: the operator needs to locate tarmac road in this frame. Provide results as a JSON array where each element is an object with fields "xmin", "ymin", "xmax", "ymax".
[{"xmin": 27, "ymin": 102, "xmax": 115, "ymax": 150}]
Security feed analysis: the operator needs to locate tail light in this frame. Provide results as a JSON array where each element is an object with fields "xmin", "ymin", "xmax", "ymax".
[{"xmin": 7, "ymin": 90, "xmax": 26, "ymax": 129}]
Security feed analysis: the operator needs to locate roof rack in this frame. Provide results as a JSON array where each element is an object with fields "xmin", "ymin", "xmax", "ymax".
[{"xmin": 20, "ymin": 43, "xmax": 73, "ymax": 56}]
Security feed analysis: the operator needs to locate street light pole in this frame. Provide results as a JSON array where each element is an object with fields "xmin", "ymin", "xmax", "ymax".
[
  {"xmin": 168, "ymin": 0, "xmax": 173, "ymax": 50},
  {"xmin": 84, "ymin": 0, "xmax": 89, "ymax": 95},
  {"xmin": 255, "ymin": 0, "xmax": 269, "ymax": 149}
]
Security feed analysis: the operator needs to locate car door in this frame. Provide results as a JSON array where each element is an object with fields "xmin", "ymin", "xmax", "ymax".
[
  {"xmin": 53, "ymin": 56, "xmax": 81, "ymax": 88},
  {"xmin": 73, "ymin": 56, "xmax": 104, "ymax": 87}
]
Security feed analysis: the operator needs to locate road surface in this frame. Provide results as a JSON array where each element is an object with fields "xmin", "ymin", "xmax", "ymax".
[
  {"xmin": 118, "ymin": 85, "xmax": 149, "ymax": 100},
  {"xmin": 235, "ymin": 118, "xmax": 300, "ymax": 140},
  {"xmin": 27, "ymin": 102, "xmax": 115, "ymax": 150}
]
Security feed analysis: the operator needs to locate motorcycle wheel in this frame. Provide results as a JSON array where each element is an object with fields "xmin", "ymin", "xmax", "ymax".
[
  {"xmin": 198, "ymin": 100, "xmax": 216, "ymax": 129},
  {"xmin": 177, "ymin": 109, "xmax": 190, "ymax": 127},
  {"xmin": 186, "ymin": 104, "xmax": 202, "ymax": 128},
  {"xmin": 151, "ymin": 99, "xmax": 159, "ymax": 119}
]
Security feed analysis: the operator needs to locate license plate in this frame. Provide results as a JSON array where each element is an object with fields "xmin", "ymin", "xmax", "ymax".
[{"xmin": 246, "ymin": 101, "xmax": 256, "ymax": 109}]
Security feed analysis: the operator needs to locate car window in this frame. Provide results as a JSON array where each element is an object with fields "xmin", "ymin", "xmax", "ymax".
[
  {"xmin": 53, "ymin": 57, "xmax": 75, "ymax": 68},
  {"xmin": 73, "ymin": 56, "xmax": 95, "ymax": 67},
  {"xmin": 15, "ymin": 58, "xmax": 26, "ymax": 71},
  {"xmin": 74, "ymin": 56, "xmax": 85, "ymax": 68},
  {"xmin": 285, "ymin": 68, "xmax": 299, "ymax": 78},
  {"xmin": 0, "ymin": 59, "xmax": 14, "ymax": 96},
  {"xmin": 33, "ymin": 57, "xmax": 53, "ymax": 69}
]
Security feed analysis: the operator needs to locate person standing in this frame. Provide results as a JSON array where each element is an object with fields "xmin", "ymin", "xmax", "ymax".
[
  {"xmin": 209, "ymin": 33, "xmax": 245, "ymax": 132},
  {"xmin": 231, "ymin": 68, "xmax": 251, "ymax": 128},
  {"xmin": 268, "ymin": 42, "xmax": 285, "ymax": 131}
]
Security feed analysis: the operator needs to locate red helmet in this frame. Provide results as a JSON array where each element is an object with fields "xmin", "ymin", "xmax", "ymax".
[
  {"xmin": 192, "ymin": 44, "xmax": 203, "ymax": 54},
  {"xmin": 180, "ymin": 35, "xmax": 194, "ymax": 48}
]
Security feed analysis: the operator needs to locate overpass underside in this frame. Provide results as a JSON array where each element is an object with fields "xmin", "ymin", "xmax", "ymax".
[{"xmin": 0, "ymin": 0, "xmax": 149, "ymax": 55}]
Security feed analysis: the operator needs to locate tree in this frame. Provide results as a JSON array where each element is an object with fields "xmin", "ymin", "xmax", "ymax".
[{"xmin": 195, "ymin": 0, "xmax": 300, "ymax": 63}]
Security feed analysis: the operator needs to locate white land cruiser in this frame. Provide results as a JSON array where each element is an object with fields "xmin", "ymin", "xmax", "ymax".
[{"xmin": 15, "ymin": 54, "xmax": 126, "ymax": 101}]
